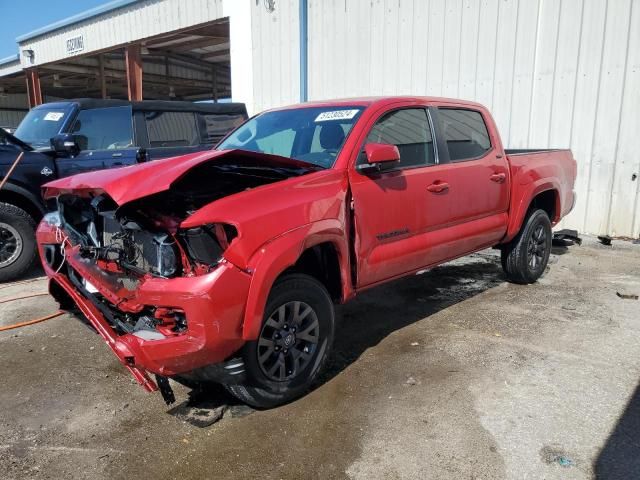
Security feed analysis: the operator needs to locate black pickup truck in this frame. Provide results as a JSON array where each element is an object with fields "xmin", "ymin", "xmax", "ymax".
[{"xmin": 0, "ymin": 98, "xmax": 247, "ymax": 281}]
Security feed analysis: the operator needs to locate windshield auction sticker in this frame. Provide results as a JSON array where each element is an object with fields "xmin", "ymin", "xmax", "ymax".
[
  {"xmin": 315, "ymin": 109, "xmax": 359, "ymax": 122},
  {"xmin": 43, "ymin": 112, "xmax": 65, "ymax": 122}
]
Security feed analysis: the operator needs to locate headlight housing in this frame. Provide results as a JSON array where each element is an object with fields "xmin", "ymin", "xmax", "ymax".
[{"xmin": 180, "ymin": 224, "xmax": 237, "ymax": 266}]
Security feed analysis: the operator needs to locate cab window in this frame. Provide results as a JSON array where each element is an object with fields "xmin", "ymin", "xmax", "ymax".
[
  {"xmin": 438, "ymin": 108, "xmax": 491, "ymax": 161},
  {"xmin": 70, "ymin": 106, "xmax": 133, "ymax": 150},
  {"xmin": 359, "ymin": 108, "xmax": 435, "ymax": 168}
]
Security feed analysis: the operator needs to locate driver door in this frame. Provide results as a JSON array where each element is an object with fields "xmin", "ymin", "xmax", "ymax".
[{"xmin": 56, "ymin": 106, "xmax": 138, "ymax": 177}]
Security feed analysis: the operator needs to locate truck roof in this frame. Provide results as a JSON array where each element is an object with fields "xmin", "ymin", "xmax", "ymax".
[
  {"xmin": 32, "ymin": 98, "xmax": 247, "ymax": 115},
  {"xmin": 266, "ymin": 96, "xmax": 486, "ymax": 112}
]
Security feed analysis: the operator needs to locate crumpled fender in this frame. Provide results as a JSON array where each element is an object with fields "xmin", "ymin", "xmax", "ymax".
[{"xmin": 240, "ymin": 219, "xmax": 351, "ymax": 341}]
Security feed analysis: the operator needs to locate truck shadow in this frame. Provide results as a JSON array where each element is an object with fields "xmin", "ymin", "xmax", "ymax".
[
  {"xmin": 594, "ymin": 381, "xmax": 640, "ymax": 479},
  {"xmin": 323, "ymin": 254, "xmax": 504, "ymax": 381},
  {"xmin": 179, "ymin": 253, "xmax": 505, "ymax": 419}
]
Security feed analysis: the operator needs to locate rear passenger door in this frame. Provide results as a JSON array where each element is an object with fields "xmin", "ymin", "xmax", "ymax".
[{"xmin": 431, "ymin": 106, "xmax": 510, "ymax": 255}]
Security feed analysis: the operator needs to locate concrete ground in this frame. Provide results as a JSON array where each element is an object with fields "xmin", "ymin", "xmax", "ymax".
[{"xmin": 1, "ymin": 236, "xmax": 639, "ymax": 480}]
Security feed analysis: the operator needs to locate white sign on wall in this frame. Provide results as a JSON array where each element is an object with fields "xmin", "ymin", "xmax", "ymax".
[{"xmin": 66, "ymin": 35, "xmax": 85, "ymax": 55}]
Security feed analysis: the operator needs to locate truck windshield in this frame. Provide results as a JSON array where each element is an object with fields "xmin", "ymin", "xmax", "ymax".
[
  {"xmin": 14, "ymin": 105, "xmax": 73, "ymax": 149},
  {"xmin": 217, "ymin": 106, "xmax": 364, "ymax": 168}
]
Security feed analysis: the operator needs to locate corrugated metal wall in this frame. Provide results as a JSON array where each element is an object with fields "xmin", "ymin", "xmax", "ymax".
[
  {"xmin": 0, "ymin": 94, "xmax": 28, "ymax": 128},
  {"xmin": 251, "ymin": 0, "xmax": 640, "ymax": 237},
  {"xmin": 250, "ymin": 1, "xmax": 300, "ymax": 113}
]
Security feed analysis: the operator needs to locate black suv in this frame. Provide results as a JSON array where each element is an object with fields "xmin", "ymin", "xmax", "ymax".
[{"xmin": 0, "ymin": 98, "xmax": 247, "ymax": 281}]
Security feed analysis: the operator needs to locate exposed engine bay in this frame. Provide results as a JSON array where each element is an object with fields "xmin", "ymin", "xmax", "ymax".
[{"xmin": 57, "ymin": 159, "xmax": 312, "ymax": 279}]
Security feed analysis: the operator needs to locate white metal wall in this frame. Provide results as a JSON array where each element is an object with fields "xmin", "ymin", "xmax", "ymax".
[
  {"xmin": 249, "ymin": 1, "xmax": 300, "ymax": 113},
  {"xmin": 250, "ymin": 0, "xmax": 640, "ymax": 237}
]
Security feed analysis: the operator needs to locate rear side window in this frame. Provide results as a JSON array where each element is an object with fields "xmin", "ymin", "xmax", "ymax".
[
  {"xmin": 145, "ymin": 111, "xmax": 198, "ymax": 147},
  {"xmin": 438, "ymin": 108, "xmax": 491, "ymax": 161},
  {"xmin": 70, "ymin": 106, "xmax": 133, "ymax": 150},
  {"xmin": 362, "ymin": 108, "xmax": 435, "ymax": 168},
  {"xmin": 198, "ymin": 113, "xmax": 246, "ymax": 144}
]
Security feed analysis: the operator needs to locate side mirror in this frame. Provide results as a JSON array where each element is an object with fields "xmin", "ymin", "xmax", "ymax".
[
  {"xmin": 51, "ymin": 133, "xmax": 79, "ymax": 157},
  {"xmin": 356, "ymin": 143, "xmax": 400, "ymax": 173}
]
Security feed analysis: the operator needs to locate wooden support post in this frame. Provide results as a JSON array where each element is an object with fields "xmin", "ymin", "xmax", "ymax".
[
  {"xmin": 25, "ymin": 69, "xmax": 43, "ymax": 108},
  {"xmin": 98, "ymin": 54, "xmax": 107, "ymax": 99},
  {"xmin": 164, "ymin": 56, "xmax": 171, "ymax": 99},
  {"xmin": 212, "ymin": 65, "xmax": 218, "ymax": 102},
  {"xmin": 125, "ymin": 44, "xmax": 143, "ymax": 101}
]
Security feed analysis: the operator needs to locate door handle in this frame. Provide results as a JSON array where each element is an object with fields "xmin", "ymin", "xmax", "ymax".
[
  {"xmin": 112, "ymin": 153, "xmax": 123, "ymax": 158},
  {"xmin": 427, "ymin": 182, "xmax": 449, "ymax": 193},
  {"xmin": 490, "ymin": 172, "xmax": 506, "ymax": 183}
]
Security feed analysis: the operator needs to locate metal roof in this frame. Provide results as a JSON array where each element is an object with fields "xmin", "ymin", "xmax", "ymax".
[
  {"xmin": 0, "ymin": 54, "xmax": 20, "ymax": 66},
  {"xmin": 16, "ymin": 0, "xmax": 140, "ymax": 43}
]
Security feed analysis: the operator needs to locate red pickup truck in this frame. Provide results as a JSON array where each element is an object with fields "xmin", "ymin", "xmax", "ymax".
[{"xmin": 36, "ymin": 97, "xmax": 576, "ymax": 408}]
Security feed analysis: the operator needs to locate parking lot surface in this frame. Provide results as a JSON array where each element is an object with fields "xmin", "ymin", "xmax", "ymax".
[{"xmin": 1, "ymin": 236, "xmax": 639, "ymax": 479}]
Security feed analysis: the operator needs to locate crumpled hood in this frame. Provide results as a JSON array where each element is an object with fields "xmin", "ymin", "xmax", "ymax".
[{"xmin": 43, "ymin": 149, "xmax": 318, "ymax": 205}]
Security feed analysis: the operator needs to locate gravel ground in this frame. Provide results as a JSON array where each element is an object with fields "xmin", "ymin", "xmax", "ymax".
[{"xmin": 0, "ymin": 235, "xmax": 639, "ymax": 479}]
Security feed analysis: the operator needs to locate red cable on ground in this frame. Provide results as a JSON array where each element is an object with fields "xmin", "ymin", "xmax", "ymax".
[
  {"xmin": 0, "ymin": 292, "xmax": 63, "ymax": 332},
  {"xmin": 0, "ymin": 311, "xmax": 64, "ymax": 332}
]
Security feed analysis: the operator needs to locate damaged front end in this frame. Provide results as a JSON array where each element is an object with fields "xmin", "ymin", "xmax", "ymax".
[{"xmin": 38, "ymin": 151, "xmax": 316, "ymax": 402}]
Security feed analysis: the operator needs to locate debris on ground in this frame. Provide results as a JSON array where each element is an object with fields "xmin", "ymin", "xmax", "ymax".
[
  {"xmin": 540, "ymin": 445, "xmax": 575, "ymax": 468},
  {"xmin": 410, "ymin": 342, "xmax": 420, "ymax": 346},
  {"xmin": 553, "ymin": 229, "xmax": 582, "ymax": 245},
  {"xmin": 405, "ymin": 377, "xmax": 418, "ymax": 386},
  {"xmin": 170, "ymin": 403, "xmax": 226, "ymax": 428},
  {"xmin": 597, "ymin": 235, "xmax": 612, "ymax": 246},
  {"xmin": 616, "ymin": 291, "xmax": 639, "ymax": 300}
]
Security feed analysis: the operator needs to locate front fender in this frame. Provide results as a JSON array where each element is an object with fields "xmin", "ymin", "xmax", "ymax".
[{"xmin": 241, "ymin": 220, "xmax": 351, "ymax": 341}]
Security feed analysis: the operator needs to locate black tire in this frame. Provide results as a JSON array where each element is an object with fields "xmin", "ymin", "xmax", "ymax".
[
  {"xmin": 225, "ymin": 273, "xmax": 335, "ymax": 409},
  {"xmin": 501, "ymin": 209, "xmax": 552, "ymax": 284},
  {"xmin": 0, "ymin": 202, "xmax": 37, "ymax": 283}
]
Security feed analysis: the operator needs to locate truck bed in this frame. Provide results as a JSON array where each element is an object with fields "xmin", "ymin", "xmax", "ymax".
[
  {"xmin": 505, "ymin": 148, "xmax": 571, "ymax": 155},
  {"xmin": 504, "ymin": 148, "xmax": 577, "ymax": 240}
]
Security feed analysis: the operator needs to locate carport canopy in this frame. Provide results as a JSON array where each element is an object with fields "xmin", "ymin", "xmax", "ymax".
[{"xmin": 1, "ymin": 18, "xmax": 231, "ymax": 107}]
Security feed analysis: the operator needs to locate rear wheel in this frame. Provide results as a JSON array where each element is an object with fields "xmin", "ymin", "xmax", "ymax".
[
  {"xmin": 225, "ymin": 273, "xmax": 335, "ymax": 409},
  {"xmin": 501, "ymin": 209, "xmax": 552, "ymax": 284},
  {"xmin": 0, "ymin": 203, "xmax": 37, "ymax": 282}
]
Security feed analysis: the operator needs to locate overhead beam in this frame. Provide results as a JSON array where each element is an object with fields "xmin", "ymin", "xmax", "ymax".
[
  {"xmin": 125, "ymin": 43, "xmax": 143, "ymax": 101},
  {"xmin": 39, "ymin": 63, "xmax": 231, "ymax": 88}
]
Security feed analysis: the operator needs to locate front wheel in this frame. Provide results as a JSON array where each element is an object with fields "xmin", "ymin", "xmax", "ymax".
[
  {"xmin": 501, "ymin": 209, "xmax": 552, "ymax": 284},
  {"xmin": 225, "ymin": 273, "xmax": 335, "ymax": 409}
]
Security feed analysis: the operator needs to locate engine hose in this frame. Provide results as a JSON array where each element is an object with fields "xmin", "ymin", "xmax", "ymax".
[{"xmin": 0, "ymin": 292, "xmax": 64, "ymax": 332}]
